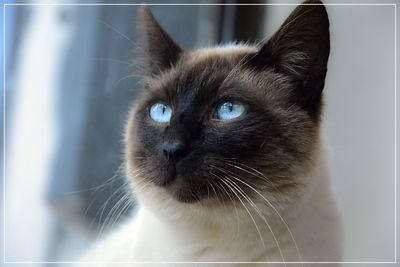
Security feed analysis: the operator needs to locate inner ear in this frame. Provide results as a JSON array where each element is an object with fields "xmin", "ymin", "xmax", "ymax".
[
  {"xmin": 247, "ymin": 0, "xmax": 330, "ymax": 120},
  {"xmin": 139, "ymin": 6, "xmax": 184, "ymax": 76}
]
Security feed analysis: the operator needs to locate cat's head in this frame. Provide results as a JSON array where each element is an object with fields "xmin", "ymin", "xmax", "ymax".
[{"xmin": 126, "ymin": 1, "xmax": 329, "ymax": 209}]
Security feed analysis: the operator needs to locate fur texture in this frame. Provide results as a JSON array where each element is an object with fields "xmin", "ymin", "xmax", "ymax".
[{"xmin": 76, "ymin": 1, "xmax": 343, "ymax": 265}]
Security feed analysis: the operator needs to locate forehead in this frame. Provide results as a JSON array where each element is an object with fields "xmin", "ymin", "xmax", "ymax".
[
  {"xmin": 143, "ymin": 45, "xmax": 292, "ymax": 106},
  {"xmin": 145, "ymin": 46, "xmax": 254, "ymax": 96}
]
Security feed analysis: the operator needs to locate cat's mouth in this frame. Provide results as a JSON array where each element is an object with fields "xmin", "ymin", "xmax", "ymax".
[
  {"xmin": 163, "ymin": 175, "xmax": 203, "ymax": 203},
  {"xmin": 153, "ymin": 165, "xmax": 209, "ymax": 203},
  {"xmin": 146, "ymin": 157, "xmax": 208, "ymax": 202}
]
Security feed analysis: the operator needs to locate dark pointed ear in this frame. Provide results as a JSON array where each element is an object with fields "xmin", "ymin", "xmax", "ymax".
[
  {"xmin": 248, "ymin": 0, "xmax": 330, "ymax": 119},
  {"xmin": 138, "ymin": 6, "xmax": 183, "ymax": 76}
]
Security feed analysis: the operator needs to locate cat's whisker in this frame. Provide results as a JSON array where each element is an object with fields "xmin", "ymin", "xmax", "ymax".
[
  {"xmin": 97, "ymin": 181, "xmax": 129, "ymax": 218},
  {"xmin": 129, "ymin": 167, "xmax": 155, "ymax": 193},
  {"xmin": 227, "ymin": 173, "xmax": 303, "ymax": 265},
  {"xmin": 107, "ymin": 193, "xmax": 134, "ymax": 230},
  {"xmin": 220, "ymin": 54, "xmax": 248, "ymax": 87},
  {"xmin": 128, "ymin": 166, "xmax": 148, "ymax": 178},
  {"xmin": 214, "ymin": 164, "xmax": 295, "ymax": 264},
  {"xmin": 217, "ymin": 40, "xmax": 258, "ymax": 87},
  {"xmin": 223, "ymin": 176, "xmax": 286, "ymax": 265},
  {"xmin": 109, "ymin": 73, "xmax": 145, "ymax": 91},
  {"xmin": 209, "ymin": 171, "xmax": 241, "ymax": 240},
  {"xmin": 88, "ymin": 180, "xmax": 129, "ymax": 238},
  {"xmin": 96, "ymin": 20, "xmax": 155, "ymax": 78},
  {"xmin": 108, "ymin": 196, "xmax": 134, "ymax": 232},
  {"xmin": 212, "ymin": 163, "xmax": 266, "ymax": 194},
  {"xmin": 98, "ymin": 19, "xmax": 148, "ymax": 56},
  {"xmin": 208, "ymin": 180, "xmax": 218, "ymax": 200},
  {"xmin": 133, "ymin": 178, "xmax": 153, "ymax": 194},
  {"xmin": 219, "ymin": 178, "xmax": 266, "ymax": 249},
  {"xmin": 259, "ymin": 138, "xmax": 267, "ymax": 150},
  {"xmin": 217, "ymin": 158, "xmax": 281, "ymax": 193},
  {"xmin": 80, "ymin": 163, "xmax": 127, "ymax": 230},
  {"xmin": 127, "ymin": 163, "xmax": 151, "ymax": 179},
  {"xmin": 64, "ymin": 162, "xmax": 126, "ymax": 196},
  {"xmin": 205, "ymin": 181, "xmax": 211, "ymax": 200},
  {"xmin": 99, "ymin": 193, "xmax": 131, "ymax": 238},
  {"xmin": 83, "ymin": 194, "xmax": 99, "ymax": 225},
  {"xmin": 207, "ymin": 178, "xmax": 230, "ymax": 223},
  {"xmin": 90, "ymin": 57, "xmax": 133, "ymax": 66}
]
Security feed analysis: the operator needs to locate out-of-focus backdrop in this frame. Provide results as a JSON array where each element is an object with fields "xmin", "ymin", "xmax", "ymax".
[{"xmin": 2, "ymin": 0, "xmax": 398, "ymax": 266}]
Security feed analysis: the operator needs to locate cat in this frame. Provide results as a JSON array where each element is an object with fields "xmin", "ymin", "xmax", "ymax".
[{"xmin": 76, "ymin": 0, "xmax": 343, "ymax": 265}]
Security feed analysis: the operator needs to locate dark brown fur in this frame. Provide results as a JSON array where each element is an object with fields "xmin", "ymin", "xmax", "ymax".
[{"xmin": 126, "ymin": 0, "xmax": 329, "ymax": 203}]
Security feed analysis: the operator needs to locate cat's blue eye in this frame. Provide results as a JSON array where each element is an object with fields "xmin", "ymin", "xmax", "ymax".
[
  {"xmin": 149, "ymin": 103, "xmax": 172, "ymax": 123},
  {"xmin": 216, "ymin": 101, "xmax": 245, "ymax": 121}
]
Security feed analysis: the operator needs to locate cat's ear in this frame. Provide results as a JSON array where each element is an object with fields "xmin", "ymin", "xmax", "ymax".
[
  {"xmin": 249, "ymin": 0, "xmax": 329, "ymax": 115},
  {"xmin": 138, "ymin": 6, "xmax": 183, "ymax": 76}
]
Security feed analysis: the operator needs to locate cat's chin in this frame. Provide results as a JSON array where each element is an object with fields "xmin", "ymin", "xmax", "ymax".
[
  {"xmin": 169, "ymin": 189, "xmax": 201, "ymax": 203},
  {"xmin": 163, "ymin": 175, "xmax": 207, "ymax": 203}
]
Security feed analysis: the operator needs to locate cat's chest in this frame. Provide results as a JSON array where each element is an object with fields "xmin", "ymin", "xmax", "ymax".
[{"xmin": 128, "ymin": 209, "xmax": 281, "ymax": 263}]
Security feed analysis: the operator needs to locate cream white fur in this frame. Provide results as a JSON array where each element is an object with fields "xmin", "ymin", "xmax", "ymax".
[
  {"xmin": 75, "ymin": 45, "xmax": 343, "ymax": 266},
  {"xmin": 75, "ymin": 144, "xmax": 342, "ymax": 266}
]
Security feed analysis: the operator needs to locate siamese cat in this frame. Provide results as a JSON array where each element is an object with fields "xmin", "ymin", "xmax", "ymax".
[{"xmin": 77, "ymin": 0, "xmax": 343, "ymax": 265}]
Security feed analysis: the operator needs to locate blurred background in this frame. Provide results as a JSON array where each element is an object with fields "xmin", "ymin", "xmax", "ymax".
[{"xmin": 2, "ymin": 0, "xmax": 398, "ymax": 266}]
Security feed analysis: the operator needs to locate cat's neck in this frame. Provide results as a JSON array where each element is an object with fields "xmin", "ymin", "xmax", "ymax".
[{"xmin": 134, "ymin": 144, "xmax": 338, "ymax": 261}]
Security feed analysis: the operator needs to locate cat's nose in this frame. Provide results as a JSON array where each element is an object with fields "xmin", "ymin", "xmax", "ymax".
[{"xmin": 162, "ymin": 142, "xmax": 185, "ymax": 162}]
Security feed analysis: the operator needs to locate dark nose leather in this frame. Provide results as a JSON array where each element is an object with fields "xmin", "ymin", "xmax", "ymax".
[{"xmin": 162, "ymin": 142, "xmax": 185, "ymax": 162}]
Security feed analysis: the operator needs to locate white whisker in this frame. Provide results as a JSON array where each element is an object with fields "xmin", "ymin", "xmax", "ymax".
[
  {"xmin": 229, "ymin": 174, "xmax": 303, "ymax": 265},
  {"xmin": 219, "ymin": 178, "xmax": 266, "ymax": 249},
  {"xmin": 223, "ymin": 176, "xmax": 286, "ymax": 265}
]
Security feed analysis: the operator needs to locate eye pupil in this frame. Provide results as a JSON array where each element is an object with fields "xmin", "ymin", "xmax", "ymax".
[
  {"xmin": 216, "ymin": 101, "xmax": 245, "ymax": 121},
  {"xmin": 150, "ymin": 103, "xmax": 172, "ymax": 123},
  {"xmin": 228, "ymin": 103, "xmax": 233, "ymax": 112}
]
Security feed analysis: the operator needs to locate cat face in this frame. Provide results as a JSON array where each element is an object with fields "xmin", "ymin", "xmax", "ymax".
[{"xmin": 126, "ymin": 0, "xmax": 329, "ymax": 204}]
